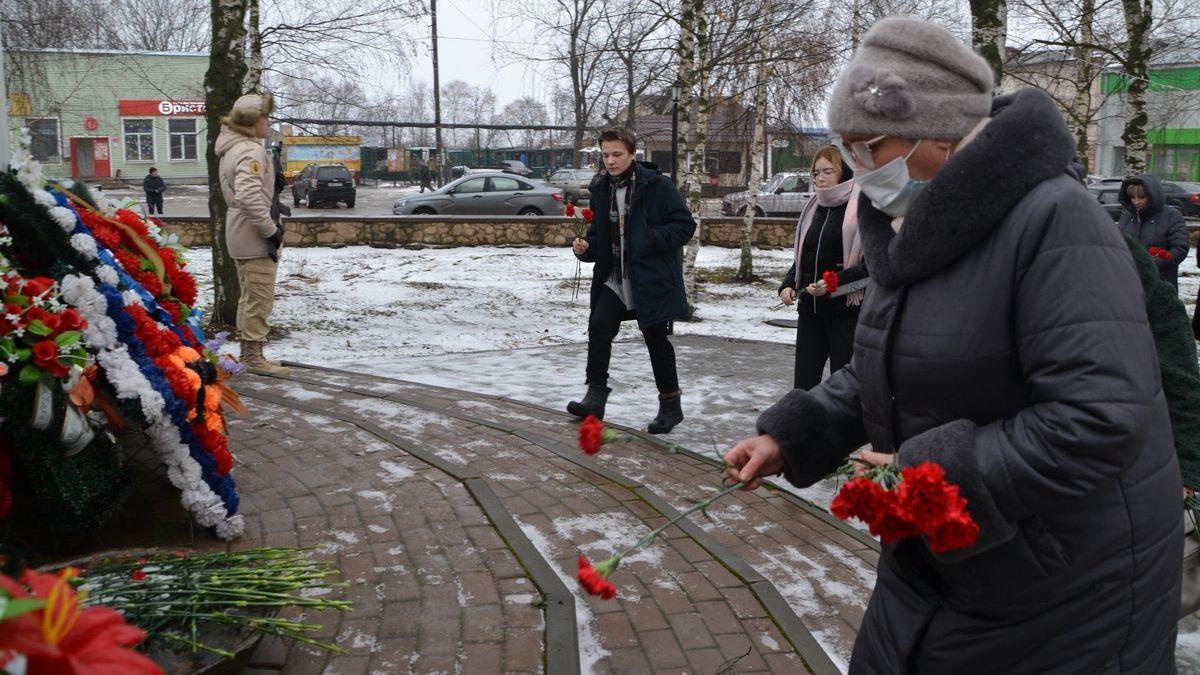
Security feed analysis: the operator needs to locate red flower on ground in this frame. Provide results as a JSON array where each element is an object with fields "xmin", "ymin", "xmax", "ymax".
[
  {"xmin": 579, "ymin": 415, "xmax": 605, "ymax": 455},
  {"xmin": 131, "ymin": 568, "xmax": 146, "ymax": 581},
  {"xmin": 0, "ymin": 568, "xmax": 162, "ymax": 675},
  {"xmin": 822, "ymin": 270, "xmax": 839, "ymax": 294},
  {"xmin": 577, "ymin": 555, "xmax": 617, "ymax": 600}
]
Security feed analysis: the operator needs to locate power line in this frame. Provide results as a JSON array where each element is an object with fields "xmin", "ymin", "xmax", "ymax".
[{"xmin": 277, "ymin": 116, "xmax": 578, "ymax": 131}]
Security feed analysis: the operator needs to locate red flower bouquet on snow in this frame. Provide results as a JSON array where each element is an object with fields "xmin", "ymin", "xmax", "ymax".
[{"xmin": 832, "ymin": 459, "xmax": 979, "ymax": 553}]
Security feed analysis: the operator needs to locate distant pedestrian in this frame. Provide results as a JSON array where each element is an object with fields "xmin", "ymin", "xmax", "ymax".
[
  {"xmin": 567, "ymin": 126, "xmax": 696, "ymax": 434},
  {"xmin": 143, "ymin": 167, "xmax": 166, "ymax": 215},
  {"xmin": 1118, "ymin": 173, "xmax": 1189, "ymax": 288},
  {"xmin": 419, "ymin": 161, "xmax": 433, "ymax": 193}
]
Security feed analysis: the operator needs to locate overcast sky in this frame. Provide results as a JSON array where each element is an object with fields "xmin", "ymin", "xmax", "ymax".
[{"xmin": 406, "ymin": 0, "xmax": 551, "ymax": 108}]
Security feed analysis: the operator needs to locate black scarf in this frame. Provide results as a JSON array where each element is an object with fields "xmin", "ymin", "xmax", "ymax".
[{"xmin": 608, "ymin": 166, "xmax": 636, "ymax": 281}]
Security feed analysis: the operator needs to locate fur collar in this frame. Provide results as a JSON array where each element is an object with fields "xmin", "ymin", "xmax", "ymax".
[{"xmin": 858, "ymin": 88, "xmax": 1078, "ymax": 288}]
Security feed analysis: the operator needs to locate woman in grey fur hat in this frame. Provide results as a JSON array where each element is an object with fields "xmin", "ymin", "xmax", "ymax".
[{"xmin": 724, "ymin": 16, "xmax": 1181, "ymax": 674}]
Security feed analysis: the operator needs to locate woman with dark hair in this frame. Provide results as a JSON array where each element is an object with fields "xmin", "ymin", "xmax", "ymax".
[
  {"xmin": 566, "ymin": 126, "xmax": 696, "ymax": 434},
  {"xmin": 777, "ymin": 146, "xmax": 866, "ymax": 390}
]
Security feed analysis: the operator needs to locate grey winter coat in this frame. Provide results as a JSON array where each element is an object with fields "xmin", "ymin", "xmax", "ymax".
[
  {"xmin": 576, "ymin": 162, "xmax": 696, "ymax": 329},
  {"xmin": 1118, "ymin": 173, "xmax": 1190, "ymax": 288},
  {"xmin": 757, "ymin": 88, "xmax": 1182, "ymax": 673}
]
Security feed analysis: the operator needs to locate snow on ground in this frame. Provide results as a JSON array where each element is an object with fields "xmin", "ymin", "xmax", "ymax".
[{"xmin": 182, "ymin": 243, "xmax": 1200, "ymax": 671}]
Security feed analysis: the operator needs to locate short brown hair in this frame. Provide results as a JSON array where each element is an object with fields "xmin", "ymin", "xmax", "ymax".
[
  {"xmin": 598, "ymin": 126, "xmax": 637, "ymax": 154},
  {"xmin": 1127, "ymin": 183, "xmax": 1147, "ymax": 199},
  {"xmin": 811, "ymin": 145, "xmax": 844, "ymax": 183}
]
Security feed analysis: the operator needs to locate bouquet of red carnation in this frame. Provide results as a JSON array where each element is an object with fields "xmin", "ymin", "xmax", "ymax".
[
  {"xmin": 831, "ymin": 459, "xmax": 979, "ymax": 553},
  {"xmin": 568, "ymin": 205, "xmax": 596, "ymax": 300},
  {"xmin": 1148, "ymin": 246, "xmax": 1173, "ymax": 261}
]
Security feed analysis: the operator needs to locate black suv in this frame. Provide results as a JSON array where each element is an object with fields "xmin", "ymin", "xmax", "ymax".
[
  {"xmin": 495, "ymin": 160, "xmax": 533, "ymax": 178},
  {"xmin": 292, "ymin": 163, "xmax": 356, "ymax": 208}
]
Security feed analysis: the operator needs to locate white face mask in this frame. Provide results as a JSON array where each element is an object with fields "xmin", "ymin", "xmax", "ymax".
[{"xmin": 855, "ymin": 140, "xmax": 927, "ymax": 217}]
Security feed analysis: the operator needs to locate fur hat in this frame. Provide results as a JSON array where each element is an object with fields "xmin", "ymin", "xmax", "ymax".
[
  {"xmin": 827, "ymin": 17, "xmax": 993, "ymax": 140},
  {"xmin": 220, "ymin": 92, "xmax": 274, "ymax": 137}
]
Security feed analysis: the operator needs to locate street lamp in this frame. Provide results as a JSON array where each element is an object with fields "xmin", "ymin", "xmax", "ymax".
[{"xmin": 671, "ymin": 78, "xmax": 682, "ymax": 185}]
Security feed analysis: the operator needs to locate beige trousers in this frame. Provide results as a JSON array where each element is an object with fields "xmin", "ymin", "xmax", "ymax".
[{"xmin": 234, "ymin": 257, "xmax": 279, "ymax": 343}]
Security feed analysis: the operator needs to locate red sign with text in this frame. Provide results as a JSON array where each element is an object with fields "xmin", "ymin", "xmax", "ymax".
[{"xmin": 118, "ymin": 99, "xmax": 206, "ymax": 116}]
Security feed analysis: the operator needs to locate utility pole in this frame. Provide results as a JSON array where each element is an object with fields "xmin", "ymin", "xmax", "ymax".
[{"xmin": 431, "ymin": 0, "xmax": 445, "ymax": 185}]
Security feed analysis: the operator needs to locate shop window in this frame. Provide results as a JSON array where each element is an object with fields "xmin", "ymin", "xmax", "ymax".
[
  {"xmin": 168, "ymin": 118, "xmax": 198, "ymax": 161},
  {"xmin": 123, "ymin": 119, "xmax": 155, "ymax": 162},
  {"xmin": 26, "ymin": 118, "xmax": 60, "ymax": 163}
]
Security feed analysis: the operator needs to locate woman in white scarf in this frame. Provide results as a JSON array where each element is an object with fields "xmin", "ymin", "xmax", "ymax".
[{"xmin": 777, "ymin": 146, "xmax": 867, "ymax": 390}]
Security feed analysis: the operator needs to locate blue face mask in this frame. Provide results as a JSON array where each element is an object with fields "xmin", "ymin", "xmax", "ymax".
[{"xmin": 855, "ymin": 140, "xmax": 929, "ymax": 217}]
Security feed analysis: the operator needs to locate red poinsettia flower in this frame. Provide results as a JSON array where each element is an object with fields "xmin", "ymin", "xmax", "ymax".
[
  {"xmin": 821, "ymin": 270, "xmax": 839, "ymax": 294},
  {"xmin": 577, "ymin": 555, "xmax": 617, "ymax": 600},
  {"xmin": 0, "ymin": 568, "xmax": 162, "ymax": 675}
]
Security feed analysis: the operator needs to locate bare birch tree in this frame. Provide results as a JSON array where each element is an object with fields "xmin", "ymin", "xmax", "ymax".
[{"xmin": 736, "ymin": 0, "xmax": 771, "ymax": 282}]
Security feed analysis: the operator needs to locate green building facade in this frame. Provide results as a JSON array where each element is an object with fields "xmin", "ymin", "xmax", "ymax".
[
  {"xmin": 5, "ymin": 49, "xmax": 210, "ymax": 184},
  {"xmin": 1099, "ymin": 64, "xmax": 1200, "ymax": 180}
]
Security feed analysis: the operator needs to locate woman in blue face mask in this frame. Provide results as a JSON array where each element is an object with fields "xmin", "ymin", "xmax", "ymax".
[{"xmin": 724, "ymin": 15, "xmax": 1182, "ymax": 674}]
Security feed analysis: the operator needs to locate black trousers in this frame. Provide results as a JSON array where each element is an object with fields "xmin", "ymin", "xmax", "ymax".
[
  {"xmin": 586, "ymin": 286, "xmax": 678, "ymax": 393},
  {"xmin": 793, "ymin": 309, "xmax": 859, "ymax": 390},
  {"xmin": 145, "ymin": 191, "xmax": 164, "ymax": 214}
]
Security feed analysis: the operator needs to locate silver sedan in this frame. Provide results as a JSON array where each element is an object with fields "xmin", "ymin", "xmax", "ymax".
[{"xmin": 393, "ymin": 171, "xmax": 565, "ymax": 216}]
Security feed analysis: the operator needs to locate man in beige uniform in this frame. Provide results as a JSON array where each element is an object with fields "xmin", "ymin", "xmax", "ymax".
[{"xmin": 215, "ymin": 93, "xmax": 289, "ymax": 374}]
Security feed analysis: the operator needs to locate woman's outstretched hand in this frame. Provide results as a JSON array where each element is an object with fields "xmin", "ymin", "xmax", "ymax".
[
  {"xmin": 723, "ymin": 434, "xmax": 785, "ymax": 490},
  {"xmin": 573, "ymin": 238, "xmax": 589, "ymax": 255}
]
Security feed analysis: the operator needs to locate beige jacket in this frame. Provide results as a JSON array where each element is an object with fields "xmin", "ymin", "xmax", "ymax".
[{"xmin": 216, "ymin": 127, "xmax": 276, "ymax": 259}]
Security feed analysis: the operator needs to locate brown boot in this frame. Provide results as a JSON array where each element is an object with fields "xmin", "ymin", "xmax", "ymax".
[{"xmin": 240, "ymin": 340, "xmax": 290, "ymax": 375}]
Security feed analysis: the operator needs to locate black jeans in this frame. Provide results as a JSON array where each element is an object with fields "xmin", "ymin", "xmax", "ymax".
[
  {"xmin": 146, "ymin": 191, "xmax": 164, "ymax": 214},
  {"xmin": 586, "ymin": 286, "xmax": 678, "ymax": 393},
  {"xmin": 793, "ymin": 309, "xmax": 858, "ymax": 390}
]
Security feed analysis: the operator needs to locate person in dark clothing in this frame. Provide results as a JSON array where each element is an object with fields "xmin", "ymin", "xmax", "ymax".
[
  {"xmin": 724, "ymin": 17, "xmax": 1180, "ymax": 674},
  {"xmin": 1118, "ymin": 173, "xmax": 1189, "ymax": 288},
  {"xmin": 567, "ymin": 126, "xmax": 696, "ymax": 434},
  {"xmin": 143, "ymin": 167, "xmax": 166, "ymax": 214},
  {"xmin": 777, "ymin": 146, "xmax": 866, "ymax": 390},
  {"xmin": 418, "ymin": 161, "xmax": 433, "ymax": 193}
]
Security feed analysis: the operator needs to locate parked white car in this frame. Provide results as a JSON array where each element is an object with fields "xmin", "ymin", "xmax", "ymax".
[{"xmin": 721, "ymin": 172, "xmax": 812, "ymax": 218}]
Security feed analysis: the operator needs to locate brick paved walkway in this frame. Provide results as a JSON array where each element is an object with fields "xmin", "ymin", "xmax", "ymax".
[{"xmin": 18, "ymin": 346, "xmax": 881, "ymax": 674}]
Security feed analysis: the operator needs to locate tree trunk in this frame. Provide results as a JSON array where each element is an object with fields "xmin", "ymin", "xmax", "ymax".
[
  {"xmin": 205, "ymin": 0, "xmax": 249, "ymax": 330},
  {"xmin": 681, "ymin": 0, "xmax": 708, "ymax": 317},
  {"xmin": 1121, "ymin": 0, "xmax": 1152, "ymax": 174},
  {"xmin": 244, "ymin": 0, "xmax": 262, "ymax": 91},
  {"xmin": 737, "ymin": 58, "xmax": 770, "ymax": 281},
  {"xmin": 1072, "ymin": 0, "xmax": 1095, "ymax": 176},
  {"xmin": 968, "ymin": 0, "xmax": 1007, "ymax": 86}
]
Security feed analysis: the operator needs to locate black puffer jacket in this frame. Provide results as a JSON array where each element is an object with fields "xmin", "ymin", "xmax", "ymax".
[
  {"xmin": 1118, "ymin": 173, "xmax": 1190, "ymax": 288},
  {"xmin": 757, "ymin": 89, "xmax": 1181, "ymax": 673},
  {"xmin": 576, "ymin": 162, "xmax": 696, "ymax": 328}
]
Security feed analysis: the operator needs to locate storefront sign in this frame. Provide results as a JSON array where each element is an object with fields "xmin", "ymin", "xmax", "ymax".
[{"xmin": 118, "ymin": 99, "xmax": 206, "ymax": 116}]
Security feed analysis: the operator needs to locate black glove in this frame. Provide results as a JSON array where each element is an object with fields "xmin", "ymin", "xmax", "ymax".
[{"xmin": 267, "ymin": 223, "xmax": 284, "ymax": 263}]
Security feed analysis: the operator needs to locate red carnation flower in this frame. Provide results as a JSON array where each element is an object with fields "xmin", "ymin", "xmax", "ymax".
[
  {"xmin": 58, "ymin": 308, "xmax": 86, "ymax": 333},
  {"xmin": 577, "ymin": 555, "xmax": 617, "ymax": 600},
  {"xmin": 895, "ymin": 462, "xmax": 964, "ymax": 529},
  {"xmin": 131, "ymin": 568, "xmax": 146, "ymax": 581},
  {"xmin": 830, "ymin": 477, "xmax": 888, "ymax": 526},
  {"xmin": 821, "ymin": 270, "xmax": 839, "ymax": 294},
  {"xmin": 926, "ymin": 508, "xmax": 980, "ymax": 553},
  {"xmin": 871, "ymin": 500, "xmax": 921, "ymax": 544},
  {"xmin": 565, "ymin": 203, "xmax": 576, "ymax": 217},
  {"xmin": 1148, "ymin": 246, "xmax": 1172, "ymax": 261},
  {"xmin": 579, "ymin": 416, "xmax": 604, "ymax": 455},
  {"xmin": 581, "ymin": 208, "xmax": 593, "ymax": 223},
  {"xmin": 22, "ymin": 277, "xmax": 53, "ymax": 298}
]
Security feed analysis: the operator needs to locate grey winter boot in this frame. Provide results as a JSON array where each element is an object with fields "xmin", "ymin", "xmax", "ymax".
[
  {"xmin": 241, "ymin": 341, "xmax": 290, "ymax": 375},
  {"xmin": 567, "ymin": 384, "xmax": 611, "ymax": 420},
  {"xmin": 646, "ymin": 390, "xmax": 683, "ymax": 434}
]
